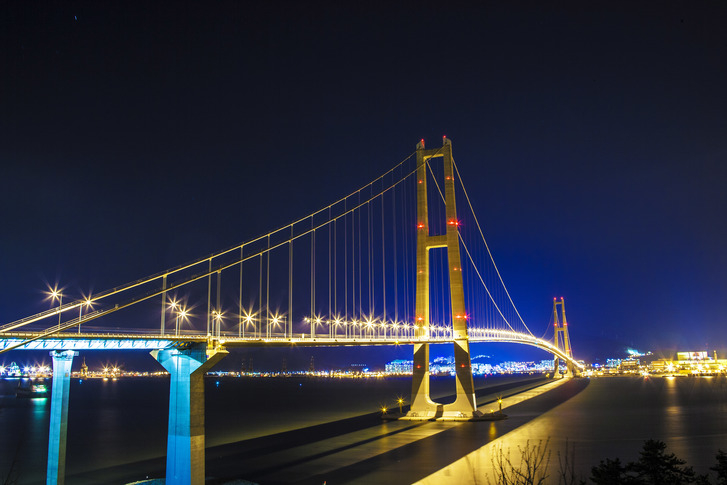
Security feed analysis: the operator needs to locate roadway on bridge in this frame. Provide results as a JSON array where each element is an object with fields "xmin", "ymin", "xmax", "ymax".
[{"xmin": 63, "ymin": 376, "xmax": 588, "ymax": 484}]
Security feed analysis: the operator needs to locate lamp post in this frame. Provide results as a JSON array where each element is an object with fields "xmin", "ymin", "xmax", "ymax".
[
  {"xmin": 78, "ymin": 297, "xmax": 92, "ymax": 334},
  {"xmin": 176, "ymin": 308, "xmax": 188, "ymax": 337},
  {"xmin": 50, "ymin": 289, "xmax": 62, "ymax": 331},
  {"xmin": 213, "ymin": 310, "xmax": 223, "ymax": 339},
  {"xmin": 167, "ymin": 299, "xmax": 179, "ymax": 336}
]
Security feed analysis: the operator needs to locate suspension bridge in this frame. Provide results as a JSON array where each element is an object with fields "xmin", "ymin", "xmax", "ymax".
[{"xmin": 1, "ymin": 137, "xmax": 581, "ymax": 485}]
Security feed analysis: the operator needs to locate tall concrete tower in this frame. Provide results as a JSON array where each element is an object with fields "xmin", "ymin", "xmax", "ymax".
[
  {"xmin": 404, "ymin": 137, "xmax": 482, "ymax": 420},
  {"xmin": 552, "ymin": 297, "xmax": 574, "ymax": 376}
]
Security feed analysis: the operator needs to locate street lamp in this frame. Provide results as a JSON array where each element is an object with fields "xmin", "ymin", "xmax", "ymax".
[
  {"xmin": 165, "ymin": 298, "xmax": 181, "ymax": 336},
  {"xmin": 241, "ymin": 310, "xmax": 255, "ymax": 338},
  {"xmin": 79, "ymin": 296, "xmax": 93, "ymax": 334},
  {"xmin": 176, "ymin": 308, "xmax": 188, "ymax": 336},
  {"xmin": 50, "ymin": 288, "xmax": 62, "ymax": 330},
  {"xmin": 213, "ymin": 310, "xmax": 223, "ymax": 339}
]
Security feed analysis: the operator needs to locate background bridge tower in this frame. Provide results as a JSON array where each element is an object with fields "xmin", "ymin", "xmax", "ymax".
[
  {"xmin": 552, "ymin": 297, "xmax": 574, "ymax": 377},
  {"xmin": 405, "ymin": 137, "xmax": 482, "ymax": 420}
]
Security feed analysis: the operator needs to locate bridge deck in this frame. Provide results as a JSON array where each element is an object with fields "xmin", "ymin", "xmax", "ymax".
[{"xmin": 0, "ymin": 331, "xmax": 579, "ymax": 370}]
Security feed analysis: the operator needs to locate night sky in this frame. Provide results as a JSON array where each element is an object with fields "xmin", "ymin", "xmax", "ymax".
[{"xmin": 1, "ymin": 2, "xmax": 726, "ymax": 368}]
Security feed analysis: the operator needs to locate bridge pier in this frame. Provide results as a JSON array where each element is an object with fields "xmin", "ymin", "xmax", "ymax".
[
  {"xmin": 47, "ymin": 350, "xmax": 77, "ymax": 485},
  {"xmin": 152, "ymin": 344, "xmax": 228, "ymax": 485}
]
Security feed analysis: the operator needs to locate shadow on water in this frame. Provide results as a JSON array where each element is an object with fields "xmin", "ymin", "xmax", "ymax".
[{"xmin": 61, "ymin": 375, "xmax": 550, "ymax": 485}]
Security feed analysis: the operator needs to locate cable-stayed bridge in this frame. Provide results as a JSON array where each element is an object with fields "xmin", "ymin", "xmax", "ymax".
[{"xmin": 1, "ymin": 138, "xmax": 581, "ymax": 484}]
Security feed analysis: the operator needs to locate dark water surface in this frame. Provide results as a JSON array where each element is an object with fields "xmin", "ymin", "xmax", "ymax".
[
  {"xmin": 512, "ymin": 376, "xmax": 727, "ymax": 476},
  {"xmin": 0, "ymin": 374, "xmax": 523, "ymax": 484},
  {"xmin": 2, "ymin": 375, "xmax": 726, "ymax": 484}
]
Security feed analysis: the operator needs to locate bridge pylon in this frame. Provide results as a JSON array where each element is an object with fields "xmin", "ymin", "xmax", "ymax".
[
  {"xmin": 403, "ymin": 137, "xmax": 483, "ymax": 421},
  {"xmin": 552, "ymin": 297, "xmax": 577, "ymax": 377},
  {"xmin": 151, "ymin": 342, "xmax": 228, "ymax": 485}
]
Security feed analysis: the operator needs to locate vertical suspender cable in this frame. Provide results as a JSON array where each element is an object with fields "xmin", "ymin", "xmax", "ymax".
[
  {"xmin": 328, "ymin": 207, "xmax": 332, "ymax": 324},
  {"xmin": 352, "ymin": 206, "xmax": 356, "ymax": 320},
  {"xmin": 258, "ymin": 253, "xmax": 263, "ymax": 338},
  {"xmin": 266, "ymin": 234, "xmax": 270, "ymax": 338},
  {"xmin": 392, "ymin": 173, "xmax": 398, "ymax": 324},
  {"xmin": 311, "ymin": 216, "xmax": 315, "ymax": 337},
  {"xmin": 288, "ymin": 225, "xmax": 293, "ymax": 339},
  {"xmin": 243, "ymin": 244, "xmax": 245, "ymax": 337},
  {"xmin": 206, "ymin": 259, "xmax": 212, "ymax": 336},
  {"xmin": 381, "ymin": 187, "xmax": 386, "ymax": 324},
  {"xmin": 344, "ymin": 202, "xmax": 348, "ymax": 322},
  {"xmin": 334, "ymin": 218, "xmax": 337, "ymax": 318},
  {"xmin": 160, "ymin": 274, "xmax": 167, "ymax": 335},
  {"xmin": 358, "ymin": 191, "xmax": 363, "ymax": 318},
  {"xmin": 368, "ymin": 194, "xmax": 373, "ymax": 317},
  {"xmin": 216, "ymin": 270, "xmax": 221, "ymax": 338}
]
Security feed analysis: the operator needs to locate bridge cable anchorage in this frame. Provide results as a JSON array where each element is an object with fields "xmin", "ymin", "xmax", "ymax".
[{"xmin": 452, "ymin": 157, "xmax": 534, "ymax": 335}]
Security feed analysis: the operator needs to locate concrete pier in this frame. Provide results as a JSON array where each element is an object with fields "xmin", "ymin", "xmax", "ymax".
[
  {"xmin": 47, "ymin": 350, "xmax": 77, "ymax": 485},
  {"xmin": 152, "ymin": 344, "xmax": 227, "ymax": 485}
]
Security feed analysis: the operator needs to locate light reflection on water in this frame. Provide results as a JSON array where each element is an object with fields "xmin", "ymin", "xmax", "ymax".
[
  {"xmin": 418, "ymin": 376, "xmax": 727, "ymax": 484},
  {"xmin": 4, "ymin": 375, "xmax": 725, "ymax": 484},
  {"xmin": 0, "ymin": 374, "xmax": 523, "ymax": 484}
]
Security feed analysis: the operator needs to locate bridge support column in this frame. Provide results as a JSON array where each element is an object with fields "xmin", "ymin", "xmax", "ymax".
[
  {"xmin": 152, "ymin": 344, "xmax": 228, "ymax": 485},
  {"xmin": 552, "ymin": 298, "xmax": 576, "ymax": 378},
  {"xmin": 404, "ymin": 137, "xmax": 481, "ymax": 421},
  {"xmin": 410, "ymin": 342, "xmax": 439, "ymax": 415},
  {"xmin": 47, "ymin": 350, "xmax": 77, "ymax": 485}
]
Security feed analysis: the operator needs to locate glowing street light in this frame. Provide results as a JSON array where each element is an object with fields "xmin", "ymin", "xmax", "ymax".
[
  {"xmin": 241, "ymin": 309, "xmax": 256, "ymax": 338},
  {"xmin": 212, "ymin": 310, "xmax": 224, "ymax": 338},
  {"xmin": 78, "ymin": 295, "xmax": 93, "ymax": 334},
  {"xmin": 49, "ymin": 288, "xmax": 62, "ymax": 330},
  {"xmin": 175, "ymin": 307, "xmax": 189, "ymax": 336}
]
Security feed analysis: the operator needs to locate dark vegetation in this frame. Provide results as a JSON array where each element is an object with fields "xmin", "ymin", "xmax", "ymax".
[{"xmin": 487, "ymin": 439, "xmax": 727, "ymax": 485}]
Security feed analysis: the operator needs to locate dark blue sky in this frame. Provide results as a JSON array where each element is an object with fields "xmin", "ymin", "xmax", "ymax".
[{"xmin": 1, "ymin": 1, "xmax": 725, "ymax": 367}]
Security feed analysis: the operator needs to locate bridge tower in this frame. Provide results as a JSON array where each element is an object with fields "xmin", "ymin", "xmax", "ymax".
[
  {"xmin": 552, "ymin": 297, "xmax": 574, "ymax": 377},
  {"xmin": 405, "ymin": 137, "xmax": 482, "ymax": 420}
]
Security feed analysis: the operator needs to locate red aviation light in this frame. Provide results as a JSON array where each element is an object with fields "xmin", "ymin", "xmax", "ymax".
[
  {"xmin": 418, "ymin": 179, "xmax": 423, "ymax": 184},
  {"xmin": 417, "ymin": 222, "xmax": 425, "ymax": 229},
  {"xmin": 447, "ymin": 219, "xmax": 461, "ymax": 226},
  {"xmin": 420, "ymin": 139, "xmax": 425, "ymax": 148}
]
